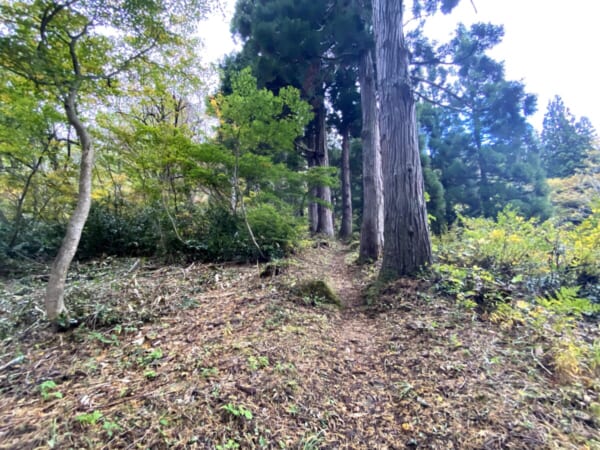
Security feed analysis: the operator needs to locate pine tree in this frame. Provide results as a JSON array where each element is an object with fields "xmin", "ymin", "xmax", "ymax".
[
  {"xmin": 420, "ymin": 24, "xmax": 551, "ymax": 221},
  {"xmin": 541, "ymin": 96, "xmax": 597, "ymax": 178}
]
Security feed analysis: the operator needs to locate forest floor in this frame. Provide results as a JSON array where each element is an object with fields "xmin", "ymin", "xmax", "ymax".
[{"xmin": 0, "ymin": 243, "xmax": 599, "ymax": 449}]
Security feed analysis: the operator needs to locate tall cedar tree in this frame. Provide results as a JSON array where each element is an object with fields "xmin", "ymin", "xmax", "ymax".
[
  {"xmin": 320, "ymin": 0, "xmax": 384, "ymax": 258},
  {"xmin": 328, "ymin": 66, "xmax": 361, "ymax": 240},
  {"xmin": 373, "ymin": 0, "xmax": 461, "ymax": 278}
]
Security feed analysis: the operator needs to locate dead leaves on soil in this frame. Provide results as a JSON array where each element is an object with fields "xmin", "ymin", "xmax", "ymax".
[{"xmin": 0, "ymin": 246, "xmax": 598, "ymax": 449}]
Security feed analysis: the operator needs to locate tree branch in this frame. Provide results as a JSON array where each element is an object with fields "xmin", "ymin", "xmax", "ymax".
[
  {"xmin": 103, "ymin": 42, "xmax": 159, "ymax": 80},
  {"xmin": 39, "ymin": 0, "xmax": 80, "ymax": 44},
  {"xmin": 414, "ymin": 91, "xmax": 464, "ymax": 113},
  {"xmin": 412, "ymin": 75, "xmax": 464, "ymax": 104}
]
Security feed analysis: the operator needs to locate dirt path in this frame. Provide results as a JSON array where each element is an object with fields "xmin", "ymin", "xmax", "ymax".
[
  {"xmin": 289, "ymin": 243, "xmax": 384, "ymax": 368},
  {"xmin": 325, "ymin": 246, "xmax": 365, "ymax": 308},
  {"xmin": 1, "ymin": 243, "xmax": 597, "ymax": 449}
]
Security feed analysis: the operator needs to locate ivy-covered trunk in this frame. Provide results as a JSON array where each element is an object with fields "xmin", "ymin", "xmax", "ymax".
[{"xmin": 373, "ymin": 0, "xmax": 432, "ymax": 278}]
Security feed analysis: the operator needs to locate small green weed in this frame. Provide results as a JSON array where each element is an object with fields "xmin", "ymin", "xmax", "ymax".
[
  {"xmin": 88, "ymin": 331, "xmax": 119, "ymax": 346},
  {"xmin": 102, "ymin": 420, "xmax": 121, "ymax": 437},
  {"xmin": 221, "ymin": 403, "xmax": 253, "ymax": 420},
  {"xmin": 247, "ymin": 355, "xmax": 269, "ymax": 371},
  {"xmin": 200, "ymin": 366, "xmax": 219, "ymax": 378},
  {"xmin": 75, "ymin": 410, "xmax": 103, "ymax": 426},
  {"xmin": 145, "ymin": 348, "xmax": 163, "ymax": 363},
  {"xmin": 299, "ymin": 430, "xmax": 325, "ymax": 450},
  {"xmin": 40, "ymin": 380, "xmax": 63, "ymax": 400},
  {"xmin": 216, "ymin": 439, "xmax": 240, "ymax": 450},
  {"xmin": 286, "ymin": 404, "xmax": 299, "ymax": 415}
]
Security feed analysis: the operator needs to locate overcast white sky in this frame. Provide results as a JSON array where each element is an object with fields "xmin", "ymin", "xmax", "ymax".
[{"xmin": 199, "ymin": 0, "xmax": 600, "ymax": 132}]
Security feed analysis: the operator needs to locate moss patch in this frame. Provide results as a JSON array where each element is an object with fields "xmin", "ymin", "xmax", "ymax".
[{"xmin": 293, "ymin": 279, "xmax": 341, "ymax": 307}]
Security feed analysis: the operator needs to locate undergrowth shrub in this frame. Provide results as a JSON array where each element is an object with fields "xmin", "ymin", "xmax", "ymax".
[
  {"xmin": 246, "ymin": 203, "xmax": 300, "ymax": 259},
  {"xmin": 434, "ymin": 208, "xmax": 558, "ymax": 284},
  {"xmin": 188, "ymin": 204, "xmax": 251, "ymax": 262},
  {"xmin": 78, "ymin": 202, "xmax": 158, "ymax": 259},
  {"xmin": 0, "ymin": 219, "xmax": 65, "ymax": 262},
  {"xmin": 434, "ymin": 205, "xmax": 600, "ymax": 298},
  {"xmin": 566, "ymin": 201, "xmax": 600, "ymax": 294},
  {"xmin": 76, "ymin": 201, "xmax": 302, "ymax": 263},
  {"xmin": 433, "ymin": 205, "xmax": 600, "ymax": 384},
  {"xmin": 190, "ymin": 203, "xmax": 301, "ymax": 262},
  {"xmin": 432, "ymin": 263, "xmax": 509, "ymax": 311}
]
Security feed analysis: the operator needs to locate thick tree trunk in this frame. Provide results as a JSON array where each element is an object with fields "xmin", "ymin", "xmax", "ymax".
[
  {"xmin": 45, "ymin": 90, "xmax": 94, "ymax": 322},
  {"xmin": 339, "ymin": 127, "xmax": 353, "ymax": 240},
  {"xmin": 314, "ymin": 101, "xmax": 334, "ymax": 237},
  {"xmin": 358, "ymin": 49, "xmax": 384, "ymax": 262},
  {"xmin": 373, "ymin": 0, "xmax": 432, "ymax": 278}
]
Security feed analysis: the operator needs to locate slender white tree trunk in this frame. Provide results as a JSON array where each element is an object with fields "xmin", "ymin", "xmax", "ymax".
[
  {"xmin": 359, "ymin": 49, "xmax": 384, "ymax": 261},
  {"xmin": 45, "ymin": 90, "xmax": 94, "ymax": 322},
  {"xmin": 373, "ymin": 0, "xmax": 432, "ymax": 278}
]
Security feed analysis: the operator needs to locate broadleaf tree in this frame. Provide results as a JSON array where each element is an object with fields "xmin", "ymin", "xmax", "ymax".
[{"xmin": 0, "ymin": 0, "xmax": 212, "ymax": 324}]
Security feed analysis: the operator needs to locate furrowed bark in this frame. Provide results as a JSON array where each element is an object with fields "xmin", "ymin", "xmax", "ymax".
[
  {"xmin": 358, "ymin": 49, "xmax": 384, "ymax": 261},
  {"xmin": 314, "ymin": 101, "xmax": 334, "ymax": 237},
  {"xmin": 373, "ymin": 0, "xmax": 432, "ymax": 278},
  {"xmin": 339, "ymin": 127, "xmax": 353, "ymax": 240}
]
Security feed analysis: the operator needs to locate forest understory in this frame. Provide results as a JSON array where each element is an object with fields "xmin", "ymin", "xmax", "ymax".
[{"xmin": 1, "ymin": 243, "xmax": 598, "ymax": 449}]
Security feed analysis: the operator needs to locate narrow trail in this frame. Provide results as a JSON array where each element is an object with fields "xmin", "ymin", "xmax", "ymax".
[
  {"xmin": 326, "ymin": 246, "xmax": 368, "ymax": 309},
  {"xmin": 323, "ymin": 245, "xmax": 384, "ymax": 356},
  {"xmin": 293, "ymin": 243, "xmax": 388, "ymax": 381},
  {"xmin": 2, "ymin": 243, "xmax": 596, "ymax": 449}
]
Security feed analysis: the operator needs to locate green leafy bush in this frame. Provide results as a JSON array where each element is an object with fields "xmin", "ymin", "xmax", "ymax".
[
  {"xmin": 536, "ymin": 286, "xmax": 600, "ymax": 318},
  {"xmin": 187, "ymin": 204, "xmax": 252, "ymax": 262},
  {"xmin": 436, "ymin": 208, "xmax": 557, "ymax": 279},
  {"xmin": 0, "ymin": 219, "xmax": 65, "ymax": 262},
  {"xmin": 5, "ymin": 196, "xmax": 302, "ymax": 265},
  {"xmin": 432, "ymin": 263, "xmax": 509, "ymax": 311},
  {"xmin": 434, "ymin": 205, "xmax": 600, "ymax": 298},
  {"xmin": 246, "ymin": 203, "xmax": 300, "ymax": 259},
  {"xmin": 433, "ymin": 206, "xmax": 600, "ymax": 384},
  {"xmin": 185, "ymin": 202, "xmax": 301, "ymax": 262},
  {"xmin": 78, "ymin": 202, "xmax": 160, "ymax": 259}
]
